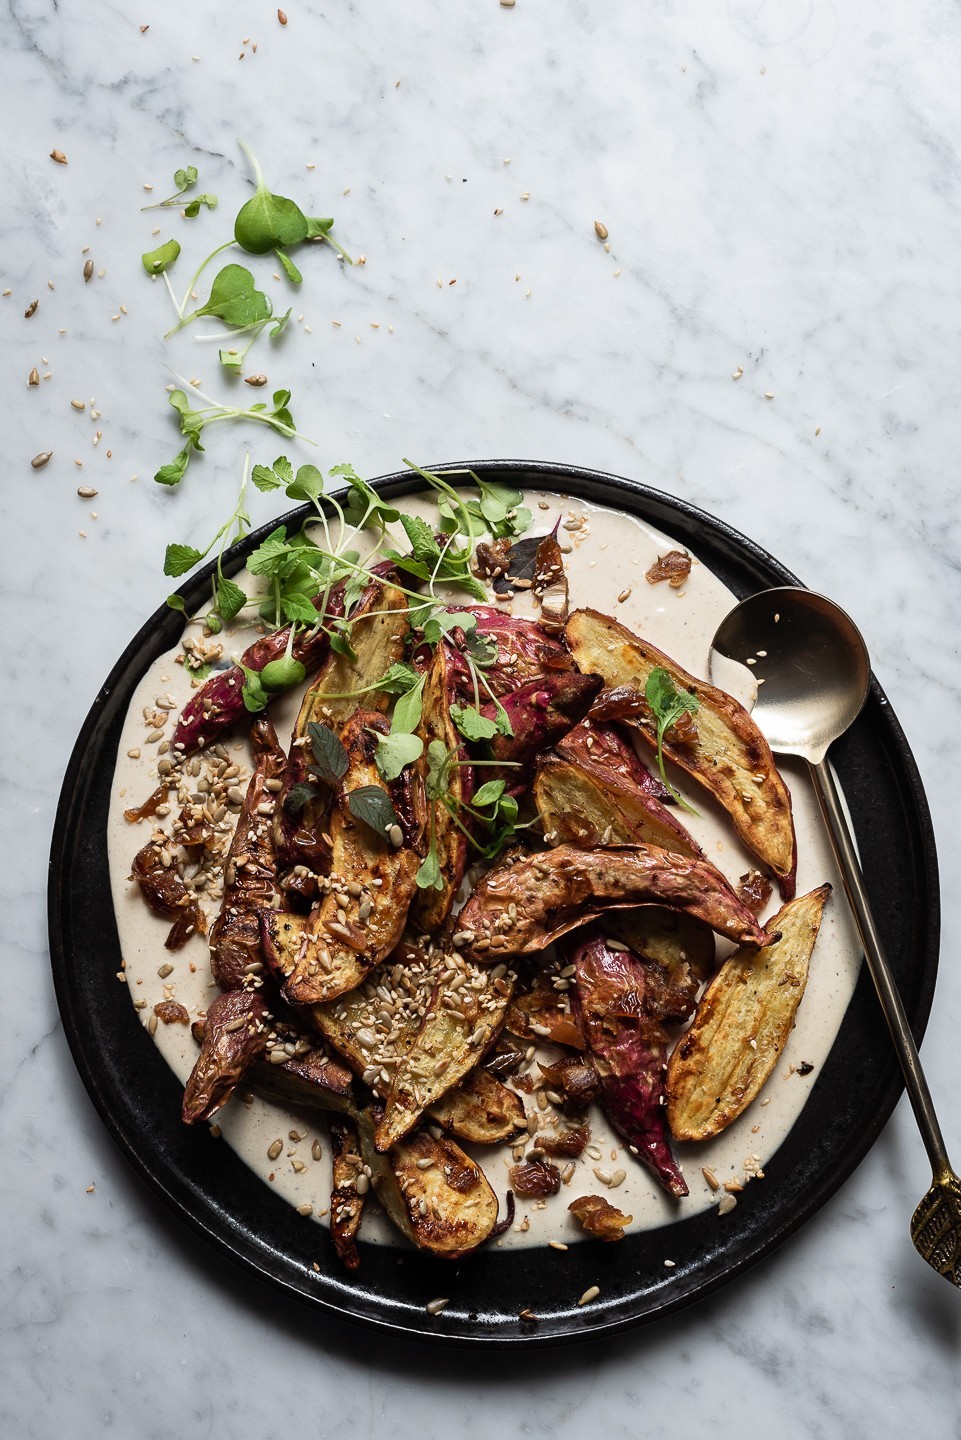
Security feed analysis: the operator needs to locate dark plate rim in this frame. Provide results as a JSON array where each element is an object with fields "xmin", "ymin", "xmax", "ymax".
[{"xmin": 48, "ymin": 458, "xmax": 940, "ymax": 1348}]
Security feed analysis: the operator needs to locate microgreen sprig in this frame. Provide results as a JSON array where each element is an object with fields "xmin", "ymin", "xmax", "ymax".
[
  {"xmin": 164, "ymin": 459, "xmax": 253, "ymax": 627},
  {"xmin": 142, "ymin": 165, "xmax": 218, "ymax": 216},
  {"xmin": 645, "ymin": 667, "xmax": 701, "ymax": 815},
  {"xmin": 154, "ymin": 385, "xmax": 311, "ymax": 487}
]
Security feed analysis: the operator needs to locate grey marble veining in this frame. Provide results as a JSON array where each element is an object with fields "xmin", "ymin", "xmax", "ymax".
[{"xmin": 4, "ymin": 2, "xmax": 961, "ymax": 1437}]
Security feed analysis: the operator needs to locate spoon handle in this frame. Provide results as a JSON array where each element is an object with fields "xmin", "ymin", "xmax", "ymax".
[{"xmin": 810, "ymin": 757, "xmax": 951, "ymax": 1181}]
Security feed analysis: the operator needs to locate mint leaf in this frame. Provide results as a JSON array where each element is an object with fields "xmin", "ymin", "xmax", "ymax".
[
  {"xmin": 307, "ymin": 722, "xmax": 349, "ymax": 786},
  {"xmin": 347, "ymin": 785, "xmax": 400, "ymax": 839},
  {"xmin": 283, "ymin": 781, "xmax": 319, "ymax": 817}
]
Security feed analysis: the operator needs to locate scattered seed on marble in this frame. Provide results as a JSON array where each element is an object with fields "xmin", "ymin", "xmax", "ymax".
[
  {"xmin": 594, "ymin": 220, "xmax": 608, "ymax": 240},
  {"xmin": 31, "ymin": 452, "xmax": 52, "ymax": 470}
]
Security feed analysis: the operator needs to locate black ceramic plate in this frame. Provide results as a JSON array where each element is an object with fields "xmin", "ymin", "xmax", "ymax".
[{"xmin": 48, "ymin": 461, "xmax": 940, "ymax": 1348}]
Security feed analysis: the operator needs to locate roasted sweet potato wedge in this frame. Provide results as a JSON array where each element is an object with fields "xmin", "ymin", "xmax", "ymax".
[
  {"xmin": 479, "ymin": 671, "xmax": 603, "ymax": 792},
  {"xmin": 571, "ymin": 931, "xmax": 687, "ymax": 1198},
  {"xmin": 566, "ymin": 608, "xmax": 797, "ymax": 896},
  {"xmin": 374, "ymin": 961, "xmax": 515, "ymax": 1150},
  {"xmin": 606, "ymin": 908, "xmax": 716, "ymax": 992},
  {"xmin": 426, "ymin": 1067, "xmax": 526, "ymax": 1145},
  {"xmin": 329, "ymin": 1118, "xmax": 365, "ymax": 1272},
  {"xmin": 448, "ymin": 606, "xmax": 575, "ymax": 696},
  {"xmin": 534, "ymin": 751, "xmax": 702, "ymax": 858},
  {"xmin": 306, "ymin": 953, "xmax": 523, "ymax": 1145},
  {"xmin": 182, "ymin": 991, "xmax": 270, "ymax": 1124},
  {"xmin": 208, "ymin": 713, "xmax": 286, "ymax": 991},
  {"xmin": 275, "ymin": 579, "xmax": 410, "ymax": 877},
  {"xmin": 410, "ymin": 643, "xmax": 471, "ymax": 935},
  {"xmin": 666, "ymin": 884, "xmax": 831, "ymax": 1141},
  {"xmin": 270, "ymin": 713, "xmax": 419, "ymax": 1005},
  {"xmin": 459, "ymin": 843, "xmax": 776, "ymax": 962},
  {"xmin": 357, "ymin": 1120, "xmax": 501, "ymax": 1259}
]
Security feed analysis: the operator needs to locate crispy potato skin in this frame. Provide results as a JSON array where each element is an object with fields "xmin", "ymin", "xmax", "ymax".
[
  {"xmin": 280, "ymin": 713, "xmax": 419, "ymax": 1005},
  {"xmin": 459, "ymin": 843, "xmax": 775, "ymax": 962},
  {"xmin": 666, "ymin": 884, "xmax": 831, "ymax": 1141},
  {"xmin": 565, "ymin": 608, "xmax": 797, "ymax": 897}
]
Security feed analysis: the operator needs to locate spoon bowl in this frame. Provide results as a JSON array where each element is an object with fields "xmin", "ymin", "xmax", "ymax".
[
  {"xmin": 710, "ymin": 586, "xmax": 960, "ymax": 1288},
  {"xmin": 709, "ymin": 586, "xmax": 871, "ymax": 764}
]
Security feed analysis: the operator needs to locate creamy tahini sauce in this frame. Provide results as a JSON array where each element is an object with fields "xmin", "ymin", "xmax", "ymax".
[{"xmin": 108, "ymin": 490, "xmax": 861, "ymax": 1253}]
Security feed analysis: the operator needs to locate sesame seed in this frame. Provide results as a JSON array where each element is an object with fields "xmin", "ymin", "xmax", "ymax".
[{"xmin": 577, "ymin": 1286, "xmax": 600, "ymax": 1306}]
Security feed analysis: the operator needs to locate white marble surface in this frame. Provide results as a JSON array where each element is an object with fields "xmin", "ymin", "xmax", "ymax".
[{"xmin": 4, "ymin": 2, "xmax": 961, "ymax": 1435}]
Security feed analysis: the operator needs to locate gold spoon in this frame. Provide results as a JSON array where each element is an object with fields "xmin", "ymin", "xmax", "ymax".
[{"xmin": 709, "ymin": 585, "xmax": 960, "ymax": 1286}]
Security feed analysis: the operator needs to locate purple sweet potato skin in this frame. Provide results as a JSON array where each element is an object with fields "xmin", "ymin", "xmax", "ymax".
[
  {"xmin": 182, "ymin": 991, "xmax": 269, "ymax": 1124},
  {"xmin": 571, "ymin": 932, "xmax": 688, "ymax": 1198},
  {"xmin": 448, "ymin": 606, "xmax": 574, "ymax": 697},
  {"xmin": 479, "ymin": 671, "xmax": 603, "ymax": 791},
  {"xmin": 558, "ymin": 715, "xmax": 671, "ymax": 804}
]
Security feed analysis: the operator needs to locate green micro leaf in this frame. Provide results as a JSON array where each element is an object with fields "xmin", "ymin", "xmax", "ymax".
[
  {"xmin": 372, "ymin": 730, "xmax": 424, "ymax": 782},
  {"xmin": 471, "ymin": 779, "xmax": 507, "ymax": 808},
  {"xmin": 240, "ymin": 665, "xmax": 269, "ymax": 712},
  {"xmin": 450, "ymin": 704, "xmax": 499, "ymax": 742},
  {"xmin": 166, "ymin": 593, "xmax": 187, "ymax": 613},
  {"xmin": 234, "ymin": 143, "xmax": 311, "ymax": 254},
  {"xmin": 154, "ymin": 443, "xmax": 194, "ymax": 487},
  {"xmin": 141, "ymin": 238, "xmax": 181, "ymax": 274},
  {"xmin": 196, "ymin": 264, "xmax": 273, "ymax": 329},
  {"xmin": 216, "ymin": 574, "xmax": 248, "ymax": 623},
  {"xmin": 275, "ymin": 248, "xmax": 303, "ymax": 285},
  {"xmin": 415, "ymin": 845, "xmax": 443, "ymax": 892},
  {"xmin": 164, "ymin": 542, "xmax": 205, "ymax": 577},
  {"xmin": 391, "ymin": 673, "xmax": 427, "ymax": 735}
]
